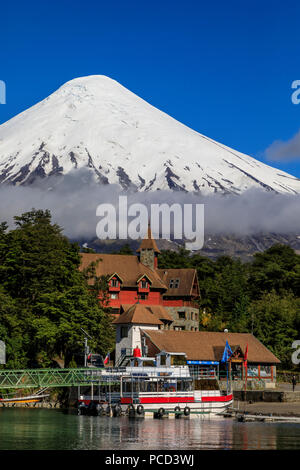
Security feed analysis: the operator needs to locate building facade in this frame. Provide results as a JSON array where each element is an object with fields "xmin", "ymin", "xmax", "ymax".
[
  {"xmin": 113, "ymin": 303, "xmax": 163, "ymax": 366},
  {"xmin": 141, "ymin": 330, "xmax": 280, "ymax": 385},
  {"xmin": 79, "ymin": 226, "xmax": 201, "ymax": 332}
]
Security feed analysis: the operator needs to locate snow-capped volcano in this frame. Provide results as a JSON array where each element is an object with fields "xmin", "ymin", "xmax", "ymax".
[{"xmin": 0, "ymin": 75, "xmax": 299, "ymax": 194}]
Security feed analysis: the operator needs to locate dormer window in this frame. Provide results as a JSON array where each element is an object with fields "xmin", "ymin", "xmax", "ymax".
[
  {"xmin": 137, "ymin": 275, "xmax": 151, "ymax": 291},
  {"xmin": 111, "ymin": 279, "xmax": 118, "ymax": 287},
  {"xmin": 169, "ymin": 278, "xmax": 180, "ymax": 289}
]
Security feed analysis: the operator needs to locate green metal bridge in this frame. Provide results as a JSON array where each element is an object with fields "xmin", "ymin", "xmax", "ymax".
[{"xmin": 0, "ymin": 368, "xmax": 107, "ymax": 389}]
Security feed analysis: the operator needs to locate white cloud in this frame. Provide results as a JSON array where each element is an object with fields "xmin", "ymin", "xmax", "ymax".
[
  {"xmin": 265, "ymin": 129, "xmax": 300, "ymax": 162},
  {"xmin": 0, "ymin": 169, "xmax": 300, "ymax": 241}
]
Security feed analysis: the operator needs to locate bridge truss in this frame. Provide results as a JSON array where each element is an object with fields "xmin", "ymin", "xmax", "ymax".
[{"xmin": 0, "ymin": 368, "xmax": 106, "ymax": 389}]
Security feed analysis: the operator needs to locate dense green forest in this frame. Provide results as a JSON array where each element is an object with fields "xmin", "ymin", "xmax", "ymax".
[
  {"xmin": 158, "ymin": 246, "xmax": 300, "ymax": 367},
  {"xmin": 0, "ymin": 209, "xmax": 115, "ymax": 369},
  {"xmin": 0, "ymin": 209, "xmax": 299, "ymax": 369}
]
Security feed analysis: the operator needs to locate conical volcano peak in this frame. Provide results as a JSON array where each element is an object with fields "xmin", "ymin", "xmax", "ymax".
[
  {"xmin": 0, "ymin": 76, "xmax": 299, "ymax": 194},
  {"xmin": 56, "ymin": 75, "xmax": 129, "ymax": 96}
]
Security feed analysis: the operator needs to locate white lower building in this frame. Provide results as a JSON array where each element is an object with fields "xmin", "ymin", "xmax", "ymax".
[{"xmin": 113, "ymin": 303, "xmax": 163, "ymax": 366}]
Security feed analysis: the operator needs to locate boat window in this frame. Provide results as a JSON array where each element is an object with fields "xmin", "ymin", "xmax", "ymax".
[
  {"xmin": 122, "ymin": 380, "xmax": 140, "ymax": 393},
  {"xmin": 177, "ymin": 379, "xmax": 192, "ymax": 391}
]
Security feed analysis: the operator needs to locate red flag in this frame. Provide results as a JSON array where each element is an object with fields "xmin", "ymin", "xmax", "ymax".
[{"xmin": 104, "ymin": 353, "xmax": 110, "ymax": 365}]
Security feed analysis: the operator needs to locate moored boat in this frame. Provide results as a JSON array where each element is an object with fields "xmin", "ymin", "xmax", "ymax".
[
  {"xmin": 77, "ymin": 357, "xmax": 233, "ymax": 417},
  {"xmin": 0, "ymin": 394, "xmax": 50, "ymax": 404}
]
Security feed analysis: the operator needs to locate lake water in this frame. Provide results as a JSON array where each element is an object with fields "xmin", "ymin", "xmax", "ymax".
[{"xmin": 0, "ymin": 408, "xmax": 300, "ymax": 450}]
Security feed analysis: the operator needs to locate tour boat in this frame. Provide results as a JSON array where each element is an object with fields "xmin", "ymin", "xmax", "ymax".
[{"xmin": 77, "ymin": 358, "xmax": 233, "ymax": 417}]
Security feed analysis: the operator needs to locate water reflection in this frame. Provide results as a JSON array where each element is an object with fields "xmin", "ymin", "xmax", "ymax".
[{"xmin": 0, "ymin": 408, "xmax": 299, "ymax": 450}]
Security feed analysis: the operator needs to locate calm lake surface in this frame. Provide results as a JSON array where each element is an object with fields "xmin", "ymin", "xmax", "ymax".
[{"xmin": 0, "ymin": 408, "xmax": 300, "ymax": 450}]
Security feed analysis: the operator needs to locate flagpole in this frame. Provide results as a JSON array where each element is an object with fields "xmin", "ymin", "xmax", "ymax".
[
  {"xmin": 244, "ymin": 364, "xmax": 247, "ymax": 398},
  {"xmin": 222, "ymin": 340, "xmax": 233, "ymax": 396},
  {"xmin": 226, "ymin": 361, "xmax": 228, "ymax": 395},
  {"xmin": 244, "ymin": 344, "xmax": 248, "ymax": 403}
]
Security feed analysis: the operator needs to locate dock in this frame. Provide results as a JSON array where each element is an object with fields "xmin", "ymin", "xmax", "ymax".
[{"xmin": 220, "ymin": 407, "xmax": 300, "ymax": 423}]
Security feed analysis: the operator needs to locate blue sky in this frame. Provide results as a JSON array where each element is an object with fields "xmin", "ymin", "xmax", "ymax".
[{"xmin": 1, "ymin": 0, "xmax": 300, "ymax": 176}]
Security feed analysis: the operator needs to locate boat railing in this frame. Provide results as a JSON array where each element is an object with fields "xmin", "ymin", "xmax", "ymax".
[
  {"xmin": 136, "ymin": 391, "xmax": 193, "ymax": 397},
  {"xmin": 79, "ymin": 392, "xmax": 120, "ymax": 402},
  {"xmin": 101, "ymin": 366, "xmax": 191, "ymax": 379}
]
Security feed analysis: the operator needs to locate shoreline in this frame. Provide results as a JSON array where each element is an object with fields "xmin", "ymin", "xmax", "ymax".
[
  {"xmin": 2, "ymin": 399, "xmax": 300, "ymax": 418},
  {"xmin": 233, "ymin": 400, "xmax": 300, "ymax": 417}
]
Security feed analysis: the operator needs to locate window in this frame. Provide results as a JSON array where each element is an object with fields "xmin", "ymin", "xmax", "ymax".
[
  {"xmin": 171, "ymin": 355, "xmax": 186, "ymax": 366},
  {"xmin": 110, "ymin": 293, "xmax": 119, "ymax": 299},
  {"xmin": 141, "ymin": 280, "xmax": 148, "ymax": 289},
  {"xmin": 247, "ymin": 365, "xmax": 259, "ymax": 377},
  {"xmin": 120, "ymin": 327, "xmax": 128, "ymax": 338},
  {"xmin": 178, "ymin": 311, "xmax": 186, "ymax": 320},
  {"xmin": 169, "ymin": 278, "xmax": 180, "ymax": 288},
  {"xmin": 160, "ymin": 355, "xmax": 166, "ymax": 365},
  {"xmin": 260, "ymin": 365, "xmax": 272, "ymax": 378},
  {"xmin": 139, "ymin": 293, "xmax": 148, "ymax": 300},
  {"xmin": 111, "ymin": 279, "xmax": 118, "ymax": 287}
]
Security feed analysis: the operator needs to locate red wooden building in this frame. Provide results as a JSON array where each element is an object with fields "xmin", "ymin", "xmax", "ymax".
[{"xmin": 79, "ymin": 227, "xmax": 200, "ymax": 331}]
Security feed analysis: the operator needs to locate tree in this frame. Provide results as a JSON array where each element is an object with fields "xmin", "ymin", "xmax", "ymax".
[
  {"xmin": 117, "ymin": 243, "xmax": 134, "ymax": 255},
  {"xmin": 0, "ymin": 209, "xmax": 115, "ymax": 368},
  {"xmin": 249, "ymin": 244, "xmax": 300, "ymax": 298},
  {"xmin": 246, "ymin": 291, "xmax": 299, "ymax": 366},
  {"xmin": 0, "ymin": 287, "xmax": 29, "ymax": 368}
]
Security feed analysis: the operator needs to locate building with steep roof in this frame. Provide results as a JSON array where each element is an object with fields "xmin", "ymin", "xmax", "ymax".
[
  {"xmin": 113, "ymin": 303, "xmax": 164, "ymax": 365},
  {"xmin": 79, "ymin": 232, "xmax": 280, "ymax": 378},
  {"xmin": 141, "ymin": 330, "xmax": 280, "ymax": 384},
  {"xmin": 79, "ymin": 227, "xmax": 200, "ymax": 331}
]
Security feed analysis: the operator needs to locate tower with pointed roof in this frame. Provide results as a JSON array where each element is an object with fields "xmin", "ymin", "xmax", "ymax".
[{"xmin": 137, "ymin": 224, "xmax": 160, "ymax": 270}]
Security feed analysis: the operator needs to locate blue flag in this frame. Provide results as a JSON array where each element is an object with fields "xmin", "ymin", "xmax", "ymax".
[{"xmin": 221, "ymin": 341, "xmax": 233, "ymax": 362}]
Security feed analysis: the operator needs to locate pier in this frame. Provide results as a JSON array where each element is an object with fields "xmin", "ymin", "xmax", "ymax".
[{"xmin": 220, "ymin": 406, "xmax": 300, "ymax": 423}]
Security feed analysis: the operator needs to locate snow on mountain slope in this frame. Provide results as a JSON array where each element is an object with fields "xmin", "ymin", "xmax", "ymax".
[{"xmin": 0, "ymin": 75, "xmax": 299, "ymax": 194}]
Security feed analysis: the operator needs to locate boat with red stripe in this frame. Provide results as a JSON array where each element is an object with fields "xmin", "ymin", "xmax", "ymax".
[{"xmin": 77, "ymin": 356, "xmax": 233, "ymax": 417}]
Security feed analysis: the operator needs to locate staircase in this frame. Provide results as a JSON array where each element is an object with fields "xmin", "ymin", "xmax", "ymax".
[{"xmin": 115, "ymin": 349, "xmax": 133, "ymax": 368}]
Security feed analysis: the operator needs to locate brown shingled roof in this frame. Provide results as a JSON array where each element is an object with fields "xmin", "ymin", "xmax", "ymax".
[
  {"xmin": 147, "ymin": 305, "xmax": 173, "ymax": 322},
  {"xmin": 142, "ymin": 330, "xmax": 280, "ymax": 364},
  {"xmin": 80, "ymin": 253, "xmax": 167, "ymax": 290},
  {"xmin": 136, "ymin": 225, "xmax": 161, "ymax": 253},
  {"xmin": 112, "ymin": 303, "xmax": 163, "ymax": 325},
  {"xmin": 121, "ymin": 304, "xmax": 173, "ymax": 323},
  {"xmin": 156, "ymin": 268, "xmax": 198, "ymax": 296}
]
